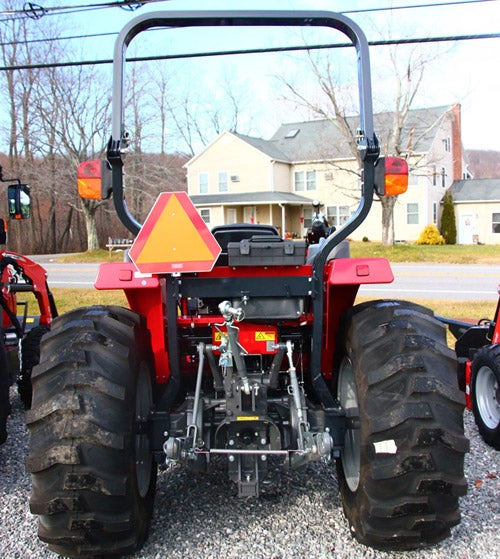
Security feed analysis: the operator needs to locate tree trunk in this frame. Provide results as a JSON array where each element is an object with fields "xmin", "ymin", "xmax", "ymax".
[
  {"xmin": 81, "ymin": 200, "xmax": 100, "ymax": 251},
  {"xmin": 381, "ymin": 196, "xmax": 397, "ymax": 246}
]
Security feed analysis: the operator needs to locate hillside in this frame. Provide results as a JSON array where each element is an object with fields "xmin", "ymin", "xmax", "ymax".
[{"xmin": 466, "ymin": 149, "xmax": 500, "ymax": 179}]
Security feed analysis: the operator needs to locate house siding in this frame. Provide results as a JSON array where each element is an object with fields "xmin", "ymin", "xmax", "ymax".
[
  {"xmin": 187, "ymin": 132, "xmax": 272, "ymax": 195},
  {"xmin": 448, "ymin": 178, "xmax": 500, "ymax": 245},
  {"xmin": 186, "ymin": 106, "xmax": 472, "ymax": 243},
  {"xmin": 454, "ymin": 201, "xmax": 500, "ymax": 245},
  {"xmin": 272, "ymin": 161, "xmax": 291, "ymax": 191}
]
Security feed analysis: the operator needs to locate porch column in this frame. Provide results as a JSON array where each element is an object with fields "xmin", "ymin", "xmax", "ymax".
[{"xmin": 279, "ymin": 203, "xmax": 286, "ymax": 236}]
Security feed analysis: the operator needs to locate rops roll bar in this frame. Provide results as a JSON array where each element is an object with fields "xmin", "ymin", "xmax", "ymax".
[{"xmin": 107, "ymin": 9, "xmax": 380, "ymax": 257}]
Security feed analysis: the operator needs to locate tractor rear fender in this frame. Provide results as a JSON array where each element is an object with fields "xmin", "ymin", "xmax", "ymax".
[
  {"xmin": 326, "ymin": 257, "xmax": 393, "ymax": 286},
  {"xmin": 321, "ymin": 257, "xmax": 394, "ymax": 378},
  {"xmin": 95, "ymin": 262, "xmax": 169, "ymax": 383}
]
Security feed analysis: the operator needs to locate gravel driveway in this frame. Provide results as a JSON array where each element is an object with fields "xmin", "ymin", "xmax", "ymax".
[{"xmin": 1, "ymin": 386, "xmax": 498, "ymax": 559}]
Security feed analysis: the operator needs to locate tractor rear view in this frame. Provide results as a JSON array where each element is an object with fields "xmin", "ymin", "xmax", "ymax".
[{"xmin": 26, "ymin": 10, "xmax": 468, "ymax": 558}]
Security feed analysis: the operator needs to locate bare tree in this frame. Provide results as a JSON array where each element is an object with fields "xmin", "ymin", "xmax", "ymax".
[
  {"xmin": 281, "ymin": 44, "xmax": 436, "ymax": 245},
  {"xmin": 0, "ymin": 6, "xmax": 46, "ymax": 252},
  {"xmin": 157, "ymin": 70, "xmax": 250, "ymax": 156},
  {"xmin": 33, "ymin": 61, "xmax": 112, "ymax": 251}
]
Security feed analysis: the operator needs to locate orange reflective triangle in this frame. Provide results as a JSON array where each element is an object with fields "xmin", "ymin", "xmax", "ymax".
[{"xmin": 129, "ymin": 192, "xmax": 221, "ymax": 274}]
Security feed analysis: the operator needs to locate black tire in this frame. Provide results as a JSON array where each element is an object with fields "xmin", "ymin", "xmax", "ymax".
[
  {"xmin": 18, "ymin": 324, "xmax": 50, "ymax": 409},
  {"xmin": 0, "ymin": 334, "xmax": 9, "ymax": 445},
  {"xmin": 470, "ymin": 345, "xmax": 500, "ymax": 450},
  {"xmin": 26, "ymin": 306, "xmax": 157, "ymax": 558},
  {"xmin": 335, "ymin": 299, "xmax": 468, "ymax": 551}
]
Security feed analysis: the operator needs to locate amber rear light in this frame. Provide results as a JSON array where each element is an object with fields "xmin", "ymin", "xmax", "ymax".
[
  {"xmin": 77, "ymin": 160, "xmax": 112, "ymax": 200},
  {"xmin": 374, "ymin": 156, "xmax": 409, "ymax": 196}
]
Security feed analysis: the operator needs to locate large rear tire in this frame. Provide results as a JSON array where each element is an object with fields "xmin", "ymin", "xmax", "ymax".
[
  {"xmin": 26, "ymin": 306, "xmax": 157, "ymax": 558},
  {"xmin": 335, "ymin": 300, "xmax": 468, "ymax": 550},
  {"xmin": 470, "ymin": 344, "xmax": 500, "ymax": 450},
  {"xmin": 0, "ymin": 335, "xmax": 9, "ymax": 445}
]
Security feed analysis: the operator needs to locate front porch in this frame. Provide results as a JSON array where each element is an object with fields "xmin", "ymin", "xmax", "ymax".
[{"xmin": 190, "ymin": 191, "xmax": 313, "ymax": 238}]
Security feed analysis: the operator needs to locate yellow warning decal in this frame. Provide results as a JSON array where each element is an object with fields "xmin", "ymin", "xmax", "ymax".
[
  {"xmin": 255, "ymin": 331, "xmax": 275, "ymax": 341},
  {"xmin": 214, "ymin": 332, "xmax": 227, "ymax": 342},
  {"xmin": 236, "ymin": 416, "xmax": 259, "ymax": 421}
]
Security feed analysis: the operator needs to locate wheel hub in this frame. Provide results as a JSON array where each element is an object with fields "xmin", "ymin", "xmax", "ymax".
[
  {"xmin": 476, "ymin": 364, "xmax": 500, "ymax": 430},
  {"xmin": 338, "ymin": 357, "xmax": 360, "ymax": 492}
]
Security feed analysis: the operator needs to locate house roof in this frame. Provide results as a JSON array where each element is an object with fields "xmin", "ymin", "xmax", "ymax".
[
  {"xmin": 190, "ymin": 191, "xmax": 313, "ymax": 206},
  {"xmin": 233, "ymin": 133, "xmax": 290, "ymax": 162},
  {"xmin": 187, "ymin": 105, "xmax": 456, "ymax": 167},
  {"xmin": 449, "ymin": 178, "xmax": 500, "ymax": 202},
  {"xmin": 267, "ymin": 105, "xmax": 453, "ymax": 162}
]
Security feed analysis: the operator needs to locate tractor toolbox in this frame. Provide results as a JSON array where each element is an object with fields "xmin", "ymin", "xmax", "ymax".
[{"xmin": 227, "ymin": 236, "xmax": 307, "ymax": 266}]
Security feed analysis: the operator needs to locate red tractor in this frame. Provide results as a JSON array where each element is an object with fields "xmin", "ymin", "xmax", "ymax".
[
  {"xmin": 443, "ymin": 289, "xmax": 500, "ymax": 449},
  {"xmin": 26, "ymin": 10, "xmax": 468, "ymax": 558},
  {"xmin": 0, "ymin": 169, "xmax": 57, "ymax": 445}
]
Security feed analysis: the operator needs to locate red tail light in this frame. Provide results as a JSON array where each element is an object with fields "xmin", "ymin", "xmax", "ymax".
[
  {"xmin": 77, "ymin": 160, "xmax": 112, "ymax": 200},
  {"xmin": 374, "ymin": 156, "xmax": 409, "ymax": 196}
]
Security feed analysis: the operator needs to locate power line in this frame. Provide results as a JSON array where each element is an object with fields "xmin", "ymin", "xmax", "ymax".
[
  {"xmin": 0, "ymin": 0, "xmax": 497, "ymax": 43},
  {"xmin": 342, "ymin": 0, "xmax": 499, "ymax": 14},
  {"xmin": 1, "ymin": 31, "xmax": 499, "ymax": 72},
  {"xmin": 2, "ymin": 0, "xmax": 490, "ymax": 17},
  {"xmin": 0, "ymin": 0, "xmax": 164, "ymax": 23},
  {"xmin": 0, "ymin": 31, "xmax": 116, "ymax": 48}
]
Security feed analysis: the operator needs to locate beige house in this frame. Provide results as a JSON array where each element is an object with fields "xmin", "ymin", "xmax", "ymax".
[
  {"xmin": 187, "ymin": 104, "xmax": 468, "ymax": 241},
  {"xmin": 449, "ymin": 179, "xmax": 500, "ymax": 244}
]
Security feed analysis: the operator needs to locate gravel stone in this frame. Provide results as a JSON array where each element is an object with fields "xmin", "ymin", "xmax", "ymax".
[{"xmin": 1, "ymin": 386, "xmax": 498, "ymax": 559}]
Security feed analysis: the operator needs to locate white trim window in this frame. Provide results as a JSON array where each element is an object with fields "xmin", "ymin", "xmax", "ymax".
[
  {"xmin": 200, "ymin": 208, "xmax": 210, "ymax": 224},
  {"xmin": 441, "ymin": 166, "xmax": 446, "ymax": 188},
  {"xmin": 218, "ymin": 171, "xmax": 228, "ymax": 193},
  {"xmin": 199, "ymin": 172, "xmax": 209, "ymax": 194},
  {"xmin": 406, "ymin": 203, "xmax": 419, "ymax": 225},
  {"xmin": 408, "ymin": 172, "xmax": 419, "ymax": 187},
  {"xmin": 327, "ymin": 205, "xmax": 350, "ymax": 227},
  {"xmin": 303, "ymin": 207, "xmax": 312, "ymax": 228},
  {"xmin": 294, "ymin": 170, "xmax": 316, "ymax": 191},
  {"xmin": 492, "ymin": 212, "xmax": 500, "ymax": 234}
]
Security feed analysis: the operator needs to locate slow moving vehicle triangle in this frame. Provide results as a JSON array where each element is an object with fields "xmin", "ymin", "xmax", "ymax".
[{"xmin": 129, "ymin": 192, "xmax": 221, "ymax": 274}]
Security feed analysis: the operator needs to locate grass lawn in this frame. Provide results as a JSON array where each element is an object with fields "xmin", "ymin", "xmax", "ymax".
[
  {"xmin": 349, "ymin": 241, "xmax": 500, "ymax": 264},
  {"xmin": 57, "ymin": 249, "xmax": 125, "ymax": 263},
  {"xmin": 56, "ymin": 242, "xmax": 500, "ymax": 265},
  {"xmin": 49, "ymin": 288, "xmax": 127, "ymax": 313}
]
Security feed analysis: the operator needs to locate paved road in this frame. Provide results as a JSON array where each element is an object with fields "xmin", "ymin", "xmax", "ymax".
[
  {"xmin": 359, "ymin": 263, "xmax": 500, "ymax": 301},
  {"xmin": 34, "ymin": 258, "xmax": 500, "ymax": 301},
  {"xmin": 36, "ymin": 261, "xmax": 99, "ymax": 289}
]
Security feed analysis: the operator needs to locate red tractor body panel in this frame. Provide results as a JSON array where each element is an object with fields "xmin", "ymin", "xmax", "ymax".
[
  {"xmin": 0, "ymin": 250, "xmax": 55, "ymax": 328},
  {"xmin": 95, "ymin": 255, "xmax": 394, "ymax": 384}
]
